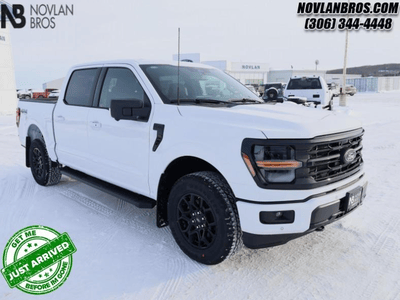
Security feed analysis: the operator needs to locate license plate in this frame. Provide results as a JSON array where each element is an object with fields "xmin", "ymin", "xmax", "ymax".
[{"xmin": 344, "ymin": 187, "xmax": 363, "ymax": 212}]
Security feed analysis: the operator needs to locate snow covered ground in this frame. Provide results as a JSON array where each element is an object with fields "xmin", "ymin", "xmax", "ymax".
[{"xmin": 1, "ymin": 92, "xmax": 400, "ymax": 300}]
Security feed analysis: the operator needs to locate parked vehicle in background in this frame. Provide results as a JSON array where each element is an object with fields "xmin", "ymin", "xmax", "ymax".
[
  {"xmin": 48, "ymin": 90, "xmax": 60, "ymax": 99},
  {"xmin": 327, "ymin": 82, "xmax": 340, "ymax": 97},
  {"xmin": 245, "ymin": 85, "xmax": 259, "ymax": 96},
  {"xmin": 284, "ymin": 76, "xmax": 333, "ymax": 110},
  {"xmin": 16, "ymin": 60, "xmax": 367, "ymax": 265},
  {"xmin": 32, "ymin": 89, "xmax": 57, "ymax": 99},
  {"xmin": 19, "ymin": 89, "xmax": 33, "ymax": 99},
  {"xmin": 263, "ymin": 82, "xmax": 286, "ymax": 101},
  {"xmin": 16, "ymin": 89, "xmax": 24, "ymax": 98},
  {"xmin": 346, "ymin": 85, "xmax": 357, "ymax": 96},
  {"xmin": 257, "ymin": 84, "xmax": 265, "ymax": 97}
]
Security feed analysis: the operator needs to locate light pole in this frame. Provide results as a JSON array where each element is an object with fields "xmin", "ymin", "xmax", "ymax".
[
  {"xmin": 340, "ymin": 0, "xmax": 350, "ymax": 107},
  {"xmin": 315, "ymin": 60, "xmax": 319, "ymax": 71}
]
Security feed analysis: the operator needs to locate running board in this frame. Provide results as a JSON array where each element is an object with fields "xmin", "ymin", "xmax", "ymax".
[{"xmin": 60, "ymin": 167, "xmax": 156, "ymax": 209}]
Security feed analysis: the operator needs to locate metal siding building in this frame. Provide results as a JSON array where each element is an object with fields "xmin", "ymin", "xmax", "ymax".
[
  {"xmin": 268, "ymin": 70, "xmax": 327, "ymax": 84},
  {"xmin": 268, "ymin": 70, "xmax": 362, "ymax": 85}
]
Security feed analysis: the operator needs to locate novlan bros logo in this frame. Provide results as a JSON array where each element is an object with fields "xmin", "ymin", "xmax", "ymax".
[
  {"xmin": 0, "ymin": 2, "xmax": 26, "ymax": 29},
  {"xmin": 1, "ymin": 2, "xmax": 73, "ymax": 29}
]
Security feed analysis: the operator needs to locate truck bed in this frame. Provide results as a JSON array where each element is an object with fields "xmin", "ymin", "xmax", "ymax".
[{"xmin": 19, "ymin": 98, "xmax": 58, "ymax": 104}]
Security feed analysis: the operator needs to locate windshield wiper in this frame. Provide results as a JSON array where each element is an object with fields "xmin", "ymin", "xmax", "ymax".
[
  {"xmin": 170, "ymin": 98, "xmax": 229, "ymax": 104},
  {"xmin": 228, "ymin": 98, "xmax": 263, "ymax": 103}
]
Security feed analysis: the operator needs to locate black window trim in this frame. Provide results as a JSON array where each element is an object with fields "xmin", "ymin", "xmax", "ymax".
[
  {"xmin": 63, "ymin": 67, "xmax": 101, "ymax": 107},
  {"xmin": 92, "ymin": 67, "xmax": 107, "ymax": 108}
]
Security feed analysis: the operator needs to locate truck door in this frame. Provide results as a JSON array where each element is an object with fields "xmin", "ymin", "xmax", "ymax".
[
  {"xmin": 53, "ymin": 67, "xmax": 101, "ymax": 171},
  {"xmin": 86, "ymin": 66, "xmax": 152, "ymax": 196}
]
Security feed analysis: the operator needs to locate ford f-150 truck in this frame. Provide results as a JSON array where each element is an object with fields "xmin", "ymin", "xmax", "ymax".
[{"xmin": 16, "ymin": 60, "xmax": 367, "ymax": 265}]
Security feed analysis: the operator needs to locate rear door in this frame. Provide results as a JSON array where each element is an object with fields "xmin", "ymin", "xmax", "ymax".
[
  {"xmin": 86, "ymin": 65, "xmax": 153, "ymax": 196},
  {"xmin": 53, "ymin": 67, "xmax": 101, "ymax": 171}
]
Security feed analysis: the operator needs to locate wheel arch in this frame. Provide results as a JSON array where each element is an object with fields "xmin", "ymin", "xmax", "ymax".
[{"xmin": 156, "ymin": 155, "xmax": 230, "ymax": 228}]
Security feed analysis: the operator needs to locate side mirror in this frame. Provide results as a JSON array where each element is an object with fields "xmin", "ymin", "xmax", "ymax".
[{"xmin": 110, "ymin": 99, "xmax": 144, "ymax": 121}]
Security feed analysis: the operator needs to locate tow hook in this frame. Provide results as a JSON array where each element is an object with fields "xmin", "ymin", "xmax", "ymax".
[{"xmin": 316, "ymin": 226, "xmax": 325, "ymax": 232}]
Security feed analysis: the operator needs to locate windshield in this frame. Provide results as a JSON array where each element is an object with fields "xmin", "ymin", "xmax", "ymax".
[
  {"xmin": 140, "ymin": 64, "xmax": 261, "ymax": 104},
  {"xmin": 286, "ymin": 78, "xmax": 322, "ymax": 90}
]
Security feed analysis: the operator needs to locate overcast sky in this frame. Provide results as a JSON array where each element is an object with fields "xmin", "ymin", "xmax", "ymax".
[{"xmin": 8, "ymin": 0, "xmax": 400, "ymax": 89}]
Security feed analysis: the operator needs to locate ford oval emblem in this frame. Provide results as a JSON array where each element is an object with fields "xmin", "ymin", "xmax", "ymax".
[{"xmin": 343, "ymin": 148, "xmax": 356, "ymax": 164}]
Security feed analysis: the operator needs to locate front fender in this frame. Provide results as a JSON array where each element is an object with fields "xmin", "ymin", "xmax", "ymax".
[{"xmin": 148, "ymin": 128, "xmax": 265, "ymax": 199}]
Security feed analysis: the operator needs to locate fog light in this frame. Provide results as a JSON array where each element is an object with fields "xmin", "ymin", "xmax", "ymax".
[{"xmin": 260, "ymin": 211, "xmax": 295, "ymax": 224}]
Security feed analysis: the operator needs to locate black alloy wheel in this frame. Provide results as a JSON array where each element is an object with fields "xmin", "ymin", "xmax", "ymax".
[
  {"xmin": 31, "ymin": 147, "xmax": 45, "ymax": 181},
  {"xmin": 168, "ymin": 171, "xmax": 242, "ymax": 265},
  {"xmin": 29, "ymin": 139, "xmax": 61, "ymax": 186},
  {"xmin": 176, "ymin": 193, "xmax": 217, "ymax": 249}
]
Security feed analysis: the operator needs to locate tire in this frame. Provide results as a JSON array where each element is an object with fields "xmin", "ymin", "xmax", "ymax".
[
  {"xmin": 25, "ymin": 95, "xmax": 31, "ymax": 99},
  {"xmin": 168, "ymin": 171, "xmax": 242, "ymax": 265},
  {"xmin": 29, "ymin": 139, "xmax": 61, "ymax": 186},
  {"xmin": 38, "ymin": 96, "xmax": 44, "ymax": 99},
  {"xmin": 350, "ymin": 93, "xmax": 354, "ymax": 96},
  {"xmin": 265, "ymin": 88, "xmax": 278, "ymax": 100}
]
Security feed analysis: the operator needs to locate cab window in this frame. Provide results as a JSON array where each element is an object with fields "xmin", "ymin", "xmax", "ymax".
[
  {"xmin": 65, "ymin": 68, "xmax": 99, "ymax": 106},
  {"xmin": 99, "ymin": 68, "xmax": 149, "ymax": 109}
]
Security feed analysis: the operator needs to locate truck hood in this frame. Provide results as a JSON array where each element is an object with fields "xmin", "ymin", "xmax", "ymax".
[{"xmin": 177, "ymin": 102, "xmax": 362, "ymax": 139}]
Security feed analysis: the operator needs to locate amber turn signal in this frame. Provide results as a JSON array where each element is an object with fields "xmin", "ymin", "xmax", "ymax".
[
  {"xmin": 242, "ymin": 153, "xmax": 256, "ymax": 177},
  {"xmin": 256, "ymin": 161, "xmax": 302, "ymax": 169}
]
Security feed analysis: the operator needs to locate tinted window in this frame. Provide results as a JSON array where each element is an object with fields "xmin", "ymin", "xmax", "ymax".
[
  {"xmin": 65, "ymin": 69, "xmax": 99, "ymax": 106},
  {"xmin": 99, "ymin": 68, "xmax": 147, "ymax": 108},
  {"xmin": 287, "ymin": 78, "xmax": 322, "ymax": 90}
]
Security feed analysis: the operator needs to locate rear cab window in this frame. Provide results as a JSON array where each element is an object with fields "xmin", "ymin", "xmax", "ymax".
[
  {"xmin": 64, "ymin": 68, "xmax": 100, "ymax": 106},
  {"xmin": 287, "ymin": 78, "xmax": 322, "ymax": 90}
]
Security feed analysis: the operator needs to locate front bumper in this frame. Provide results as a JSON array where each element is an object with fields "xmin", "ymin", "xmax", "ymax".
[{"xmin": 237, "ymin": 173, "xmax": 368, "ymax": 249}]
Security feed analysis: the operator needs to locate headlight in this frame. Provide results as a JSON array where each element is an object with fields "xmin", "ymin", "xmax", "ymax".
[{"xmin": 242, "ymin": 145, "xmax": 302, "ymax": 183}]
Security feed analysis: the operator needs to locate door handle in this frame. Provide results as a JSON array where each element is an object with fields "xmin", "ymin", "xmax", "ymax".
[
  {"xmin": 55, "ymin": 115, "xmax": 65, "ymax": 122},
  {"xmin": 89, "ymin": 121, "xmax": 102, "ymax": 128}
]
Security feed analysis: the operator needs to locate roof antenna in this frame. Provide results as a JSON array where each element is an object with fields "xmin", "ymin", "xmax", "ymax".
[{"xmin": 177, "ymin": 27, "xmax": 181, "ymax": 106}]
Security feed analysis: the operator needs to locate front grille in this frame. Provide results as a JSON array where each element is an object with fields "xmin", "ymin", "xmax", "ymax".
[{"xmin": 307, "ymin": 131, "xmax": 363, "ymax": 182}]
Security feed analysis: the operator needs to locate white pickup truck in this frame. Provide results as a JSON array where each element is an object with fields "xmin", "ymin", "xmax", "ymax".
[
  {"xmin": 16, "ymin": 60, "xmax": 367, "ymax": 265},
  {"xmin": 284, "ymin": 76, "xmax": 334, "ymax": 110}
]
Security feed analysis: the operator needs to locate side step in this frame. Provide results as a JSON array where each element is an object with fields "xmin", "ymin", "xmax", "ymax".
[{"xmin": 60, "ymin": 167, "xmax": 156, "ymax": 209}]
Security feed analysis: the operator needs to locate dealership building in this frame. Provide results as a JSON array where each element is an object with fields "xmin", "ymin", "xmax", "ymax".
[
  {"xmin": 0, "ymin": 2, "xmax": 18, "ymax": 114},
  {"xmin": 202, "ymin": 61, "xmax": 269, "ymax": 85},
  {"xmin": 172, "ymin": 53, "xmax": 269, "ymax": 85}
]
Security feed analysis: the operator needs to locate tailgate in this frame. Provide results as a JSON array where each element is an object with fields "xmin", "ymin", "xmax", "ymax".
[{"xmin": 285, "ymin": 89, "xmax": 323, "ymax": 101}]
